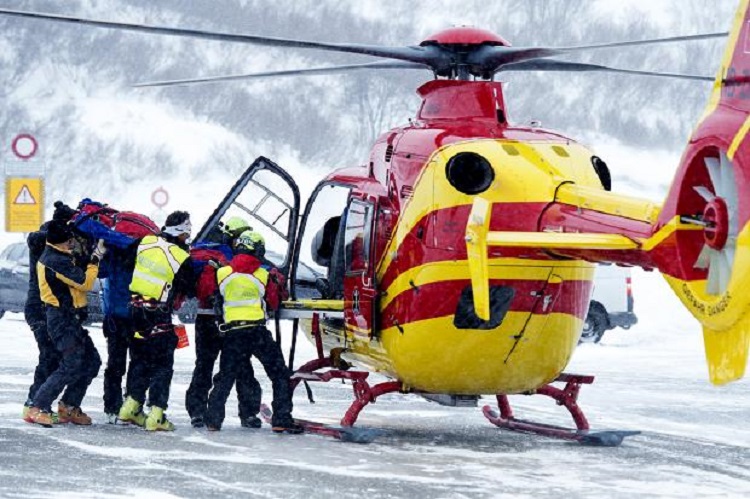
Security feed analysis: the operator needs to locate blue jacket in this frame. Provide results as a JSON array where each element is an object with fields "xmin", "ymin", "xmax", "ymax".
[{"xmin": 101, "ymin": 245, "xmax": 137, "ymax": 318}]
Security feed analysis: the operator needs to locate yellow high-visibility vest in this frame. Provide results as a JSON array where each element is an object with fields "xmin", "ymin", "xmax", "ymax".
[
  {"xmin": 129, "ymin": 235, "xmax": 189, "ymax": 302},
  {"xmin": 217, "ymin": 265, "xmax": 269, "ymax": 323}
]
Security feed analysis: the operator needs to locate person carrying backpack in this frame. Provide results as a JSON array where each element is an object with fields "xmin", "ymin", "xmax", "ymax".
[
  {"xmin": 204, "ymin": 229, "xmax": 301, "ymax": 434},
  {"xmin": 118, "ymin": 211, "xmax": 195, "ymax": 431},
  {"xmin": 22, "ymin": 201, "xmax": 78, "ymax": 424},
  {"xmin": 185, "ymin": 216, "xmax": 263, "ymax": 429},
  {"xmin": 70, "ymin": 199, "xmax": 162, "ymax": 424},
  {"xmin": 25, "ymin": 220, "xmax": 105, "ymax": 427},
  {"xmin": 100, "ymin": 243, "xmax": 138, "ymax": 423}
]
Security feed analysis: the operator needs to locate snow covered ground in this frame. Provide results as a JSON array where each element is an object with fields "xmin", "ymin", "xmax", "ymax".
[{"xmin": 0, "ymin": 263, "xmax": 747, "ymax": 499}]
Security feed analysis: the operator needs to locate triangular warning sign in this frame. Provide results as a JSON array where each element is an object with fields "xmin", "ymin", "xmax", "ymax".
[{"xmin": 14, "ymin": 185, "xmax": 36, "ymax": 205}]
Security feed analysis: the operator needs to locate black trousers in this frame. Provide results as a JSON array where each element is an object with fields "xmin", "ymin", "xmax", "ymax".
[
  {"xmin": 25, "ymin": 310, "xmax": 74, "ymax": 405},
  {"xmin": 126, "ymin": 307, "xmax": 177, "ymax": 409},
  {"xmin": 102, "ymin": 315, "xmax": 132, "ymax": 414},
  {"xmin": 33, "ymin": 307, "xmax": 102, "ymax": 412},
  {"xmin": 206, "ymin": 325, "xmax": 293, "ymax": 428},
  {"xmin": 185, "ymin": 315, "xmax": 262, "ymax": 420}
]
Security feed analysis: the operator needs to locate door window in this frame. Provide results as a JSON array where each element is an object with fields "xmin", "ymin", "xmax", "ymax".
[
  {"xmin": 194, "ymin": 158, "xmax": 300, "ymax": 272},
  {"xmin": 294, "ymin": 184, "xmax": 351, "ymax": 299},
  {"xmin": 0, "ymin": 245, "xmax": 12, "ymax": 260},
  {"xmin": 215, "ymin": 168, "xmax": 296, "ymax": 268},
  {"xmin": 8, "ymin": 243, "xmax": 26, "ymax": 264},
  {"xmin": 344, "ymin": 201, "xmax": 374, "ymax": 274}
]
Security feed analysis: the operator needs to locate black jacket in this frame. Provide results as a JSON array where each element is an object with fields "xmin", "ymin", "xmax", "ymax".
[
  {"xmin": 24, "ymin": 223, "xmax": 50, "ymax": 319},
  {"xmin": 162, "ymin": 234, "xmax": 196, "ymax": 312},
  {"xmin": 38, "ymin": 242, "xmax": 99, "ymax": 310}
]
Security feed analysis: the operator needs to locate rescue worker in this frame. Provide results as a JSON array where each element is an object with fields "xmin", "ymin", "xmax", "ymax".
[
  {"xmin": 100, "ymin": 244, "xmax": 138, "ymax": 423},
  {"xmin": 22, "ymin": 202, "xmax": 77, "ymax": 423},
  {"xmin": 204, "ymin": 230, "xmax": 302, "ymax": 433},
  {"xmin": 185, "ymin": 216, "xmax": 263, "ymax": 429},
  {"xmin": 26, "ymin": 220, "xmax": 104, "ymax": 426},
  {"xmin": 118, "ymin": 211, "xmax": 195, "ymax": 431}
]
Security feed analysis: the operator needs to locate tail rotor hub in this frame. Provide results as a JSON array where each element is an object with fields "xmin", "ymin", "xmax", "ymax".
[{"xmin": 702, "ymin": 197, "xmax": 729, "ymax": 250}]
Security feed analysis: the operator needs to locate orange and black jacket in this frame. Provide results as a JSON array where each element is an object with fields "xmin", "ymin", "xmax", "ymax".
[{"xmin": 37, "ymin": 242, "xmax": 99, "ymax": 310}]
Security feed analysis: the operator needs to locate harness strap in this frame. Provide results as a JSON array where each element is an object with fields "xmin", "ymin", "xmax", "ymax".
[
  {"xmin": 217, "ymin": 320, "xmax": 265, "ymax": 333},
  {"xmin": 133, "ymin": 323, "xmax": 174, "ymax": 340}
]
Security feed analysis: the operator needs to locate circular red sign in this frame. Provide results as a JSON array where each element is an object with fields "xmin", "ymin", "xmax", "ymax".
[
  {"xmin": 11, "ymin": 134, "xmax": 38, "ymax": 160},
  {"xmin": 151, "ymin": 187, "xmax": 169, "ymax": 208}
]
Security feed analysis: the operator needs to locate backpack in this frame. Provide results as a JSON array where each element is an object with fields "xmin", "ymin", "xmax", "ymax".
[
  {"xmin": 264, "ymin": 266, "xmax": 290, "ymax": 312},
  {"xmin": 74, "ymin": 198, "xmax": 118, "ymax": 228},
  {"xmin": 113, "ymin": 211, "xmax": 160, "ymax": 240},
  {"xmin": 191, "ymin": 243, "xmax": 233, "ymax": 309},
  {"xmin": 72, "ymin": 199, "xmax": 158, "ymax": 250}
]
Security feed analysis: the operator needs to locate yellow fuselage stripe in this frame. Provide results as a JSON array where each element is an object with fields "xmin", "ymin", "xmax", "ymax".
[
  {"xmin": 485, "ymin": 231, "xmax": 639, "ymax": 249},
  {"xmin": 729, "ymin": 114, "xmax": 750, "ymax": 160}
]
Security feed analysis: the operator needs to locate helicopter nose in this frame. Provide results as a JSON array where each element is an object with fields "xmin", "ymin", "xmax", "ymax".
[{"xmin": 445, "ymin": 152, "xmax": 494, "ymax": 195}]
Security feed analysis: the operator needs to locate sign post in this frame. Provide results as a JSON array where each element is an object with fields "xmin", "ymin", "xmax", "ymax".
[
  {"xmin": 11, "ymin": 134, "xmax": 38, "ymax": 160},
  {"xmin": 5, "ymin": 133, "xmax": 45, "ymax": 232},
  {"xmin": 150, "ymin": 186, "xmax": 169, "ymax": 227}
]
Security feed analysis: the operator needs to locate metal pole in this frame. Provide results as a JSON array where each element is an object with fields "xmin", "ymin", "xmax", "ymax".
[{"xmin": 288, "ymin": 318, "xmax": 299, "ymax": 371}]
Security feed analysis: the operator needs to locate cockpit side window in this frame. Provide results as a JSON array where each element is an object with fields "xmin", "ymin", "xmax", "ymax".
[{"xmin": 344, "ymin": 200, "xmax": 374, "ymax": 275}]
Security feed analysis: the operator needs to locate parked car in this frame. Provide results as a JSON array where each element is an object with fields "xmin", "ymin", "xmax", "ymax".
[
  {"xmin": 0, "ymin": 241, "xmax": 103, "ymax": 324},
  {"xmin": 579, "ymin": 264, "xmax": 638, "ymax": 344}
]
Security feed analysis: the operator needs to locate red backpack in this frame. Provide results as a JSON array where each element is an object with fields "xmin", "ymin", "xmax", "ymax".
[
  {"xmin": 191, "ymin": 248, "xmax": 231, "ymax": 309},
  {"xmin": 76, "ymin": 201, "xmax": 118, "ymax": 228},
  {"xmin": 113, "ymin": 212, "xmax": 161, "ymax": 239}
]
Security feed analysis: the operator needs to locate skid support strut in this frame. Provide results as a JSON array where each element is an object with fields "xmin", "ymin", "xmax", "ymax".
[
  {"xmin": 290, "ymin": 362, "xmax": 403, "ymax": 426},
  {"xmin": 483, "ymin": 373, "xmax": 639, "ymax": 446},
  {"xmin": 283, "ymin": 358, "xmax": 403, "ymax": 442},
  {"xmin": 341, "ymin": 379, "xmax": 403, "ymax": 427}
]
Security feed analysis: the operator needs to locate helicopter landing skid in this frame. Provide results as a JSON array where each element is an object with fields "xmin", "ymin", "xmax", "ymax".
[
  {"xmin": 288, "ymin": 363, "xmax": 406, "ymax": 442},
  {"xmin": 291, "ymin": 367, "xmax": 403, "ymax": 427},
  {"xmin": 482, "ymin": 373, "xmax": 640, "ymax": 446},
  {"xmin": 259, "ymin": 404, "xmax": 382, "ymax": 443}
]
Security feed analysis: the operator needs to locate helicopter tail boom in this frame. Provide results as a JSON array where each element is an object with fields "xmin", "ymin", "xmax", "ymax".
[
  {"xmin": 649, "ymin": 0, "xmax": 750, "ymax": 385},
  {"xmin": 465, "ymin": 1, "xmax": 750, "ymax": 384}
]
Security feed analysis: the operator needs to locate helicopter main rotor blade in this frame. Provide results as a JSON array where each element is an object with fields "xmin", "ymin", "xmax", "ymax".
[
  {"xmin": 0, "ymin": 7, "xmax": 726, "ymax": 79},
  {"xmin": 134, "ymin": 61, "xmax": 428, "ymax": 88},
  {"xmin": 471, "ymin": 32, "xmax": 727, "ymax": 74},
  {"xmin": 0, "ymin": 8, "xmax": 441, "ymax": 65},
  {"xmin": 499, "ymin": 59, "xmax": 714, "ymax": 81},
  {"xmin": 561, "ymin": 32, "xmax": 728, "ymax": 51}
]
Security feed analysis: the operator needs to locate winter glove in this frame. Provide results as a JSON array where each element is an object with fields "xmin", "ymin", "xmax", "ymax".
[{"xmin": 93, "ymin": 239, "xmax": 107, "ymax": 259}]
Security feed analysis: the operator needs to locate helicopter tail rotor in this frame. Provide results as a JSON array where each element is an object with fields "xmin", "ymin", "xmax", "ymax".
[
  {"xmin": 690, "ymin": 152, "xmax": 740, "ymax": 296},
  {"xmin": 649, "ymin": 0, "xmax": 750, "ymax": 385}
]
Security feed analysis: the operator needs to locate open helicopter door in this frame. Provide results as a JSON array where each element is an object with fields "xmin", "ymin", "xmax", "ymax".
[
  {"xmin": 194, "ymin": 156, "xmax": 300, "ymax": 279},
  {"xmin": 342, "ymin": 197, "xmax": 378, "ymax": 339}
]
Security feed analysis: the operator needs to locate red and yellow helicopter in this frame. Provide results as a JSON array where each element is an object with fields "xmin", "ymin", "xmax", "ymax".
[{"xmin": 2, "ymin": 2, "xmax": 749, "ymax": 445}]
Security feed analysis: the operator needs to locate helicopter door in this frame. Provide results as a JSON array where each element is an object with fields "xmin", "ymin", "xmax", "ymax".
[
  {"xmin": 342, "ymin": 199, "xmax": 378, "ymax": 339},
  {"xmin": 193, "ymin": 156, "xmax": 301, "ymax": 274}
]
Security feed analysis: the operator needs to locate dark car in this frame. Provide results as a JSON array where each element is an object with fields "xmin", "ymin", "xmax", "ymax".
[{"xmin": 0, "ymin": 241, "xmax": 103, "ymax": 324}]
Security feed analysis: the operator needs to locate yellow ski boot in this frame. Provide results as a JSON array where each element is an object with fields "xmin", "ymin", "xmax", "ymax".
[
  {"xmin": 145, "ymin": 406, "xmax": 175, "ymax": 432},
  {"xmin": 118, "ymin": 396, "xmax": 146, "ymax": 427}
]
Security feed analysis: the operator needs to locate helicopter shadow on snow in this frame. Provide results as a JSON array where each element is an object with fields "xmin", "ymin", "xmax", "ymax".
[{"xmin": 375, "ymin": 424, "xmax": 559, "ymax": 453}]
